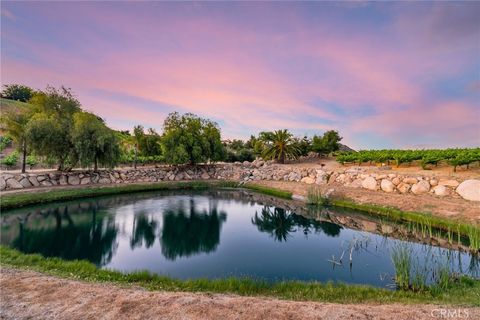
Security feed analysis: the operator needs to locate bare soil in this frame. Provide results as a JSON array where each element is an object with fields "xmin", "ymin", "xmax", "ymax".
[{"xmin": 1, "ymin": 268, "xmax": 479, "ymax": 320}]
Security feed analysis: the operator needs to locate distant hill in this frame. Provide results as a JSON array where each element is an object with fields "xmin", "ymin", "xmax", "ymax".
[{"xmin": 338, "ymin": 144, "xmax": 356, "ymax": 152}]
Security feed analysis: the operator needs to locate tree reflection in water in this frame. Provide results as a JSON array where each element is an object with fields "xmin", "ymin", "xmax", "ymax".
[
  {"xmin": 130, "ymin": 212, "xmax": 158, "ymax": 249},
  {"xmin": 11, "ymin": 205, "xmax": 118, "ymax": 266},
  {"xmin": 160, "ymin": 199, "xmax": 227, "ymax": 260},
  {"xmin": 252, "ymin": 206, "xmax": 342, "ymax": 242}
]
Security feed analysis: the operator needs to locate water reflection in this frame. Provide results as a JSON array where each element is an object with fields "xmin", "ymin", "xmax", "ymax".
[
  {"xmin": 130, "ymin": 212, "xmax": 157, "ymax": 249},
  {"xmin": 161, "ymin": 199, "xmax": 227, "ymax": 260},
  {"xmin": 10, "ymin": 206, "xmax": 118, "ymax": 266},
  {"xmin": 252, "ymin": 206, "xmax": 342, "ymax": 241},
  {"xmin": 1, "ymin": 190, "xmax": 477, "ymax": 286}
]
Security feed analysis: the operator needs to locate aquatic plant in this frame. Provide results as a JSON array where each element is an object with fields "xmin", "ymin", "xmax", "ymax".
[
  {"xmin": 467, "ymin": 226, "xmax": 480, "ymax": 252},
  {"xmin": 391, "ymin": 243, "xmax": 412, "ymax": 290},
  {"xmin": 306, "ymin": 186, "xmax": 329, "ymax": 206}
]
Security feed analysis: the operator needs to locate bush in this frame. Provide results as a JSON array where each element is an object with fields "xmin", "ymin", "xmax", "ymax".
[
  {"xmin": 1, "ymin": 151, "xmax": 18, "ymax": 168},
  {"xmin": 26, "ymin": 155, "xmax": 38, "ymax": 169},
  {"xmin": 0, "ymin": 136, "xmax": 12, "ymax": 152}
]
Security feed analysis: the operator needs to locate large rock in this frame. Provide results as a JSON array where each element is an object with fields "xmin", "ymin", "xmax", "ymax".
[
  {"xmin": 380, "ymin": 179, "xmax": 395, "ymax": 193},
  {"xmin": 59, "ymin": 175, "xmax": 68, "ymax": 185},
  {"xmin": 28, "ymin": 176, "xmax": 40, "ymax": 186},
  {"xmin": 0, "ymin": 177, "xmax": 6, "ymax": 191},
  {"xmin": 438, "ymin": 179, "xmax": 459, "ymax": 188},
  {"xmin": 361, "ymin": 177, "xmax": 377, "ymax": 190},
  {"xmin": 6, "ymin": 178, "xmax": 23, "ymax": 189},
  {"xmin": 397, "ymin": 182, "xmax": 411, "ymax": 194},
  {"xmin": 68, "ymin": 175, "xmax": 80, "ymax": 185},
  {"xmin": 402, "ymin": 177, "xmax": 417, "ymax": 184},
  {"xmin": 433, "ymin": 185, "xmax": 450, "ymax": 197},
  {"xmin": 19, "ymin": 178, "xmax": 32, "ymax": 188},
  {"xmin": 456, "ymin": 179, "xmax": 480, "ymax": 201},
  {"xmin": 411, "ymin": 180, "xmax": 430, "ymax": 195},
  {"xmin": 300, "ymin": 176, "xmax": 315, "ymax": 184}
]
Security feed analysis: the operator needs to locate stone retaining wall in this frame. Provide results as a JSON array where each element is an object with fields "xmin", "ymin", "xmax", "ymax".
[{"xmin": 1, "ymin": 159, "xmax": 479, "ymax": 202}]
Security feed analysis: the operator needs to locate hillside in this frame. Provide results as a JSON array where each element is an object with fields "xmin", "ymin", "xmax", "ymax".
[{"xmin": 0, "ymin": 98, "xmax": 31, "ymax": 114}]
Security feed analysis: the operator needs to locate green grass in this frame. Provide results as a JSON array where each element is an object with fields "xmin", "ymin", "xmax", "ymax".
[
  {"xmin": 0, "ymin": 180, "xmax": 237, "ymax": 210},
  {"xmin": 306, "ymin": 186, "xmax": 329, "ymax": 205},
  {"xmin": 0, "ymin": 97, "xmax": 31, "ymax": 113},
  {"xmin": 243, "ymin": 183, "xmax": 293, "ymax": 199},
  {"xmin": 1, "ymin": 246, "xmax": 479, "ymax": 306},
  {"xmin": 331, "ymin": 199, "xmax": 480, "ymax": 240}
]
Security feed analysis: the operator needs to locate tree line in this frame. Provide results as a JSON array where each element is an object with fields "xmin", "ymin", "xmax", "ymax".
[{"xmin": 1, "ymin": 84, "xmax": 343, "ymax": 172}]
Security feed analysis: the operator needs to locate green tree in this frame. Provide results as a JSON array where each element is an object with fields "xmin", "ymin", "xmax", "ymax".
[
  {"xmin": 1, "ymin": 84, "xmax": 34, "ymax": 102},
  {"xmin": 0, "ymin": 108, "xmax": 33, "ymax": 173},
  {"xmin": 71, "ymin": 112, "xmax": 120, "ymax": 171},
  {"xmin": 260, "ymin": 129, "xmax": 300, "ymax": 164},
  {"xmin": 27, "ymin": 86, "xmax": 82, "ymax": 170},
  {"xmin": 311, "ymin": 130, "xmax": 342, "ymax": 155},
  {"xmin": 27, "ymin": 113, "xmax": 74, "ymax": 170},
  {"xmin": 161, "ymin": 112, "xmax": 224, "ymax": 165}
]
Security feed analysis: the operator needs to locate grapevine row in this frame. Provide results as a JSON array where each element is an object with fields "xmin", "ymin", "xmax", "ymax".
[{"xmin": 336, "ymin": 148, "xmax": 480, "ymax": 171}]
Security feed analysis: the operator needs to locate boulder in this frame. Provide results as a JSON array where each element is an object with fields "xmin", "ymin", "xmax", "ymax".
[
  {"xmin": 28, "ymin": 176, "xmax": 40, "ymax": 186},
  {"xmin": 380, "ymin": 179, "xmax": 395, "ymax": 193},
  {"xmin": 429, "ymin": 179, "xmax": 438, "ymax": 187},
  {"xmin": 391, "ymin": 177, "xmax": 401, "ymax": 186},
  {"xmin": 438, "ymin": 179, "xmax": 459, "ymax": 188},
  {"xmin": 361, "ymin": 177, "xmax": 377, "ymax": 190},
  {"xmin": 456, "ymin": 179, "xmax": 480, "ymax": 201},
  {"xmin": 433, "ymin": 185, "xmax": 450, "ymax": 197},
  {"xmin": 6, "ymin": 178, "xmax": 23, "ymax": 189},
  {"xmin": 0, "ymin": 177, "xmax": 6, "ymax": 191},
  {"xmin": 41, "ymin": 180, "xmax": 53, "ymax": 186},
  {"xmin": 403, "ymin": 177, "xmax": 417, "ymax": 184},
  {"xmin": 98, "ymin": 178, "xmax": 111, "ymax": 184},
  {"xmin": 59, "ymin": 175, "xmax": 68, "ymax": 185},
  {"xmin": 300, "ymin": 176, "xmax": 315, "ymax": 184},
  {"xmin": 411, "ymin": 180, "xmax": 430, "ymax": 195},
  {"xmin": 349, "ymin": 178, "xmax": 363, "ymax": 188},
  {"xmin": 19, "ymin": 178, "xmax": 32, "ymax": 188},
  {"xmin": 397, "ymin": 182, "xmax": 411, "ymax": 194},
  {"xmin": 68, "ymin": 175, "xmax": 80, "ymax": 185},
  {"xmin": 80, "ymin": 177, "xmax": 90, "ymax": 185}
]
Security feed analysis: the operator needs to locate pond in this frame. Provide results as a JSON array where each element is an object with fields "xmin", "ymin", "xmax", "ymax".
[{"xmin": 1, "ymin": 190, "xmax": 478, "ymax": 288}]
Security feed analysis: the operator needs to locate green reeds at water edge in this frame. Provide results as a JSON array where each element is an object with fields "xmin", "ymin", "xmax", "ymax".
[
  {"xmin": 306, "ymin": 186, "xmax": 330, "ymax": 206},
  {"xmin": 391, "ymin": 243, "xmax": 412, "ymax": 290},
  {"xmin": 390, "ymin": 243, "xmax": 461, "ymax": 292}
]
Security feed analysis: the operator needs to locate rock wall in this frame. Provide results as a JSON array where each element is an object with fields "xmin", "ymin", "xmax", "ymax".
[{"xmin": 1, "ymin": 159, "xmax": 479, "ymax": 202}]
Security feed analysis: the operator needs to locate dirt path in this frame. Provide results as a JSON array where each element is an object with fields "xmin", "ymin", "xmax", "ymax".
[{"xmin": 0, "ymin": 268, "xmax": 478, "ymax": 320}]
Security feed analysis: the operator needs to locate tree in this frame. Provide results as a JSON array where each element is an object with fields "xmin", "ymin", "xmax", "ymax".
[
  {"xmin": 161, "ymin": 112, "xmax": 224, "ymax": 165},
  {"xmin": 1, "ymin": 84, "xmax": 34, "ymax": 102},
  {"xmin": 27, "ymin": 113, "xmax": 74, "ymax": 170},
  {"xmin": 71, "ymin": 112, "xmax": 121, "ymax": 171},
  {"xmin": 311, "ymin": 130, "xmax": 342, "ymax": 155},
  {"xmin": 27, "ymin": 86, "xmax": 82, "ymax": 170},
  {"xmin": 260, "ymin": 129, "xmax": 300, "ymax": 164},
  {"xmin": 0, "ymin": 108, "xmax": 33, "ymax": 173}
]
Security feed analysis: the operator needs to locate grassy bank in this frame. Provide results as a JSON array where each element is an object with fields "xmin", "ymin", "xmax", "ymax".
[
  {"xmin": 0, "ymin": 180, "xmax": 238, "ymax": 210},
  {"xmin": 1, "ymin": 246, "xmax": 479, "ymax": 306},
  {"xmin": 243, "ymin": 183, "xmax": 293, "ymax": 199},
  {"xmin": 331, "ymin": 199, "xmax": 480, "ymax": 238}
]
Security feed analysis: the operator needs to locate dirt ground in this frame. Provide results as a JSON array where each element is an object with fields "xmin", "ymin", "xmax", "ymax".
[{"xmin": 1, "ymin": 268, "xmax": 478, "ymax": 320}]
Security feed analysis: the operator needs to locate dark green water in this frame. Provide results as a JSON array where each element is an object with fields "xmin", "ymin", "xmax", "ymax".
[{"xmin": 1, "ymin": 190, "xmax": 478, "ymax": 288}]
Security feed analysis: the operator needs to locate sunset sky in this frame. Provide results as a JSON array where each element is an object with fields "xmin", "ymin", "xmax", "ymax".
[{"xmin": 1, "ymin": 1, "xmax": 479, "ymax": 149}]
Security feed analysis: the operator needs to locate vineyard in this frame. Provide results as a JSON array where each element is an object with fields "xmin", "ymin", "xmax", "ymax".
[{"xmin": 336, "ymin": 148, "xmax": 480, "ymax": 171}]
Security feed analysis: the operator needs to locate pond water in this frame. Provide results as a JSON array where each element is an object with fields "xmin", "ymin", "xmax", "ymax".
[{"xmin": 1, "ymin": 190, "xmax": 478, "ymax": 288}]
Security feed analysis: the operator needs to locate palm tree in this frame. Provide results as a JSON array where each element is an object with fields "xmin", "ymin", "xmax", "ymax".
[{"xmin": 260, "ymin": 129, "xmax": 300, "ymax": 164}]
